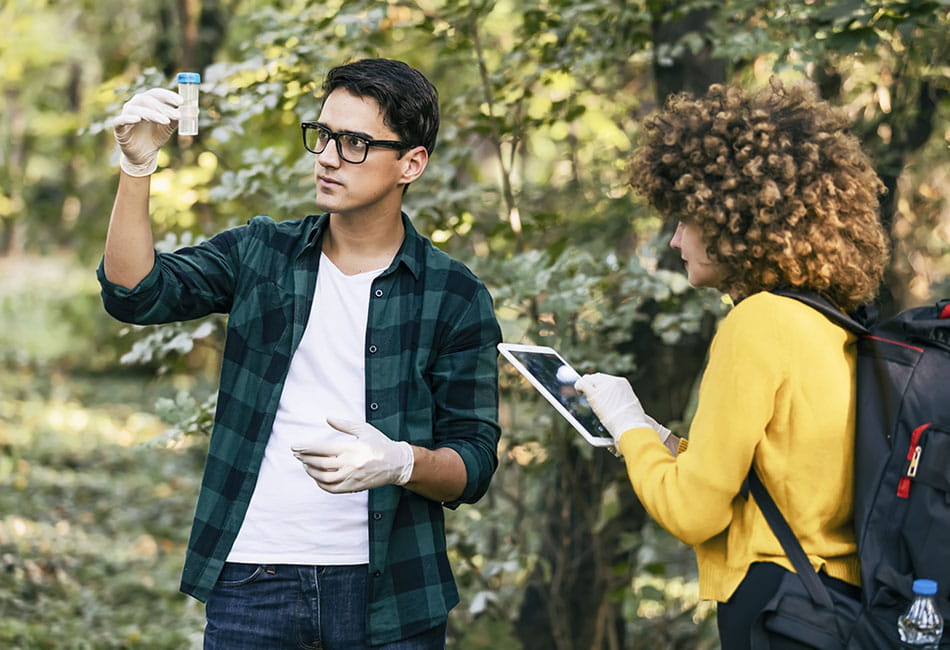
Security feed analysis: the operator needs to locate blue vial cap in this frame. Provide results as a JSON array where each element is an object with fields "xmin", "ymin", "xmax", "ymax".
[
  {"xmin": 913, "ymin": 579, "xmax": 938, "ymax": 596},
  {"xmin": 177, "ymin": 72, "xmax": 201, "ymax": 84}
]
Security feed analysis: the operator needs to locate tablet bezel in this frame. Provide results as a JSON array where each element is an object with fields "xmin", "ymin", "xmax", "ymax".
[{"xmin": 497, "ymin": 342, "xmax": 615, "ymax": 448}]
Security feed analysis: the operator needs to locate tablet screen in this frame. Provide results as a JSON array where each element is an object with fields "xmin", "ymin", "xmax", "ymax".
[{"xmin": 499, "ymin": 344, "xmax": 614, "ymax": 446}]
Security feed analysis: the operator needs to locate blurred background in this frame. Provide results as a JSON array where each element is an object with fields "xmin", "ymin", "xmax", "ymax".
[{"xmin": 1, "ymin": 0, "xmax": 948, "ymax": 648}]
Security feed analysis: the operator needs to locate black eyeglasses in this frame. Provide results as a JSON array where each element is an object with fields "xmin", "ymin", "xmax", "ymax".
[{"xmin": 301, "ymin": 122, "xmax": 407, "ymax": 164}]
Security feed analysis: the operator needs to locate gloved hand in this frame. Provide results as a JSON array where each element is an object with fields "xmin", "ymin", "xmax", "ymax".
[
  {"xmin": 292, "ymin": 418, "xmax": 415, "ymax": 493},
  {"xmin": 574, "ymin": 373, "xmax": 670, "ymax": 444},
  {"xmin": 113, "ymin": 88, "xmax": 181, "ymax": 177}
]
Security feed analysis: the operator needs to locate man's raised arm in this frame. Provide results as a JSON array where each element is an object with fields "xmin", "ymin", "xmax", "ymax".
[{"xmin": 103, "ymin": 88, "xmax": 181, "ymax": 289}]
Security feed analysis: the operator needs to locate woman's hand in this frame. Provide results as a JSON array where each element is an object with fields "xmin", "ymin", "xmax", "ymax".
[{"xmin": 575, "ymin": 373, "xmax": 671, "ymax": 444}]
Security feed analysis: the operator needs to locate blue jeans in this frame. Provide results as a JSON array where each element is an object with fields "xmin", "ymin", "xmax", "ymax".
[{"xmin": 204, "ymin": 563, "xmax": 446, "ymax": 650}]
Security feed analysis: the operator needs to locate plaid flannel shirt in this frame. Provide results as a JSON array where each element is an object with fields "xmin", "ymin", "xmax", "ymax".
[{"xmin": 97, "ymin": 213, "xmax": 502, "ymax": 644}]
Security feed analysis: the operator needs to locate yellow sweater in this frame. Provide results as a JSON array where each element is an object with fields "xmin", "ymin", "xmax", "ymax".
[{"xmin": 618, "ymin": 292, "xmax": 862, "ymax": 602}]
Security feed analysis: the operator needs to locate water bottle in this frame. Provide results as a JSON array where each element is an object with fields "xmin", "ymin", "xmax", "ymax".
[{"xmin": 898, "ymin": 579, "xmax": 944, "ymax": 648}]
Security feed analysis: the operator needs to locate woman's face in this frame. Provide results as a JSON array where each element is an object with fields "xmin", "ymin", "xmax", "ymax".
[{"xmin": 670, "ymin": 221, "xmax": 725, "ymax": 290}]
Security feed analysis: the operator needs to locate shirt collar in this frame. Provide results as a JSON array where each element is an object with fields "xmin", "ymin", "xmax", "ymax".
[{"xmin": 302, "ymin": 212, "xmax": 425, "ymax": 281}]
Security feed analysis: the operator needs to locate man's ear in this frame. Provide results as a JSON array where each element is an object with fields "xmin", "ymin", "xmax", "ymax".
[{"xmin": 398, "ymin": 146, "xmax": 429, "ymax": 186}]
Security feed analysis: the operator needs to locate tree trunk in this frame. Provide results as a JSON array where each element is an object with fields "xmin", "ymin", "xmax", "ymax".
[
  {"xmin": 515, "ymin": 436, "xmax": 640, "ymax": 650},
  {"xmin": 1, "ymin": 89, "xmax": 26, "ymax": 255},
  {"xmin": 650, "ymin": 4, "xmax": 727, "ymax": 106}
]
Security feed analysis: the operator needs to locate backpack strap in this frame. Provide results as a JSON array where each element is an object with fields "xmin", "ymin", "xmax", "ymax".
[
  {"xmin": 771, "ymin": 287, "xmax": 869, "ymax": 335},
  {"xmin": 747, "ymin": 466, "xmax": 837, "ymax": 611},
  {"xmin": 897, "ymin": 297, "xmax": 950, "ymax": 344}
]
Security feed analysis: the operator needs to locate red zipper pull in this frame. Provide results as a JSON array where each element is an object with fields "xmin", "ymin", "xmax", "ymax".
[{"xmin": 897, "ymin": 423, "xmax": 931, "ymax": 498}]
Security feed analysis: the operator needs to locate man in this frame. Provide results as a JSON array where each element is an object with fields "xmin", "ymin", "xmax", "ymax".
[{"xmin": 99, "ymin": 58, "xmax": 502, "ymax": 649}]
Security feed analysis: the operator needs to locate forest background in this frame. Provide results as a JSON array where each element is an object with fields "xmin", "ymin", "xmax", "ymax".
[{"xmin": 1, "ymin": 0, "xmax": 948, "ymax": 648}]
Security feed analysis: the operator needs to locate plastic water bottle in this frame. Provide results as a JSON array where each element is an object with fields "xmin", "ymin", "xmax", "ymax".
[
  {"xmin": 177, "ymin": 72, "xmax": 201, "ymax": 136},
  {"xmin": 898, "ymin": 579, "xmax": 944, "ymax": 648}
]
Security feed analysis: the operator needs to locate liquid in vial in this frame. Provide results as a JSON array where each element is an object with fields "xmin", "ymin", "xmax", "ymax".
[{"xmin": 177, "ymin": 72, "xmax": 201, "ymax": 136}]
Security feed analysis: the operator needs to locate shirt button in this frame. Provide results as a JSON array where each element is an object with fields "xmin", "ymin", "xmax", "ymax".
[
  {"xmin": 369, "ymin": 402, "xmax": 379, "ymax": 411},
  {"xmin": 374, "ymin": 289, "xmax": 383, "ymax": 297},
  {"xmin": 373, "ymin": 512, "xmax": 383, "ymax": 520},
  {"xmin": 373, "ymin": 570, "xmax": 382, "ymax": 578},
  {"xmin": 368, "ymin": 345, "xmax": 378, "ymax": 354}
]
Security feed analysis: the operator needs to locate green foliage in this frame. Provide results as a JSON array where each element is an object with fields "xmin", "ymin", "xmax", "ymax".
[
  {"xmin": 482, "ymin": 240, "xmax": 724, "ymax": 375},
  {"xmin": 118, "ymin": 320, "xmax": 222, "ymax": 372},
  {"xmin": 711, "ymin": 0, "xmax": 950, "ymax": 69},
  {"xmin": 0, "ymin": 256, "xmax": 125, "ymax": 370},
  {"xmin": 152, "ymin": 391, "xmax": 218, "ymax": 442},
  {"xmin": 3, "ymin": 0, "xmax": 949, "ymax": 647},
  {"xmin": 0, "ymin": 367, "xmax": 207, "ymax": 649}
]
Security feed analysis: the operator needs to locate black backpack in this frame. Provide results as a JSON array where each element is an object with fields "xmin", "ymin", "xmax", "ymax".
[{"xmin": 749, "ymin": 288, "xmax": 950, "ymax": 649}]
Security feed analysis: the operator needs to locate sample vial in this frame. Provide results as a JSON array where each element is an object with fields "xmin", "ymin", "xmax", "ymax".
[{"xmin": 177, "ymin": 72, "xmax": 201, "ymax": 136}]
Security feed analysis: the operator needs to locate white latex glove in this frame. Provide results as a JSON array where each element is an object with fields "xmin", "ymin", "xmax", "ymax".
[
  {"xmin": 574, "ymin": 373, "xmax": 671, "ymax": 444},
  {"xmin": 113, "ymin": 88, "xmax": 181, "ymax": 177},
  {"xmin": 292, "ymin": 418, "xmax": 415, "ymax": 493}
]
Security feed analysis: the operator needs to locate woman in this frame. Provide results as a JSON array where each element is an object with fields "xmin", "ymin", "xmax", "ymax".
[{"xmin": 575, "ymin": 79, "xmax": 889, "ymax": 648}]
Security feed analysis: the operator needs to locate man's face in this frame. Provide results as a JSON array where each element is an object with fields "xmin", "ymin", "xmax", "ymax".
[{"xmin": 312, "ymin": 88, "xmax": 416, "ymax": 218}]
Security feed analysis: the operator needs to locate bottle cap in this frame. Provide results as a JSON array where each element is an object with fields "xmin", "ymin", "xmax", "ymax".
[
  {"xmin": 913, "ymin": 579, "xmax": 938, "ymax": 596},
  {"xmin": 177, "ymin": 72, "xmax": 201, "ymax": 84}
]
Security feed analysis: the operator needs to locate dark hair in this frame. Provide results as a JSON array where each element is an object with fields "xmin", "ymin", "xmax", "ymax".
[
  {"xmin": 628, "ymin": 78, "xmax": 889, "ymax": 310},
  {"xmin": 323, "ymin": 58, "xmax": 440, "ymax": 155}
]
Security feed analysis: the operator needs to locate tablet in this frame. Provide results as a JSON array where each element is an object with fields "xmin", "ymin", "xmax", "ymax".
[{"xmin": 498, "ymin": 343, "xmax": 615, "ymax": 447}]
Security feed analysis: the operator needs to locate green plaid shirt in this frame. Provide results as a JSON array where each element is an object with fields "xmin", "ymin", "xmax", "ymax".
[{"xmin": 98, "ymin": 213, "xmax": 502, "ymax": 644}]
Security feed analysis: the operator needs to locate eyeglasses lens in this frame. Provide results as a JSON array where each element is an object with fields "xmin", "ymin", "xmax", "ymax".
[{"xmin": 305, "ymin": 126, "xmax": 368, "ymax": 164}]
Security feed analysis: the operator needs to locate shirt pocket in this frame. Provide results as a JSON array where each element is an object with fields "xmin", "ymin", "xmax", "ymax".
[{"xmin": 228, "ymin": 280, "xmax": 293, "ymax": 354}]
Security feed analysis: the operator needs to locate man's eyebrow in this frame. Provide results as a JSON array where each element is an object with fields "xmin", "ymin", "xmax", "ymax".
[{"xmin": 314, "ymin": 121, "xmax": 375, "ymax": 140}]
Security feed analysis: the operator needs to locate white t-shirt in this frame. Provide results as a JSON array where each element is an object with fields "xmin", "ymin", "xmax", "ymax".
[{"xmin": 227, "ymin": 254, "xmax": 383, "ymax": 565}]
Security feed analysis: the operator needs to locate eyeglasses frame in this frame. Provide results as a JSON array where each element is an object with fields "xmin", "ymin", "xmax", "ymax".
[{"xmin": 301, "ymin": 121, "xmax": 408, "ymax": 164}]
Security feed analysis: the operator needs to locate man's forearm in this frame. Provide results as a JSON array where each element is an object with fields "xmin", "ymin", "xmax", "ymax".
[
  {"xmin": 103, "ymin": 172, "xmax": 156, "ymax": 289},
  {"xmin": 405, "ymin": 446, "xmax": 467, "ymax": 503}
]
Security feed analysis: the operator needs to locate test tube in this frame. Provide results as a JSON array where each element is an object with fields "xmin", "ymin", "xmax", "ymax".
[{"xmin": 177, "ymin": 72, "xmax": 201, "ymax": 136}]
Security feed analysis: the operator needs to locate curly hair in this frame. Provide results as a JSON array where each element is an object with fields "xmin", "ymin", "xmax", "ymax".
[{"xmin": 629, "ymin": 78, "xmax": 890, "ymax": 310}]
